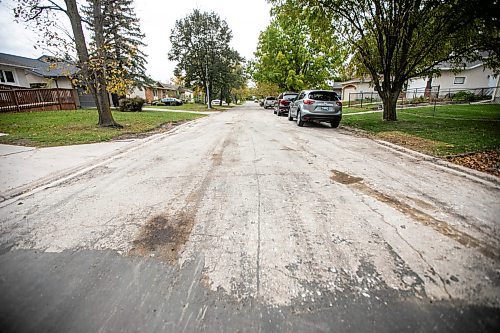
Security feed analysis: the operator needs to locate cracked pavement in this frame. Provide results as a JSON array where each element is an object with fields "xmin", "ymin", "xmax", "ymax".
[{"xmin": 0, "ymin": 102, "xmax": 499, "ymax": 332}]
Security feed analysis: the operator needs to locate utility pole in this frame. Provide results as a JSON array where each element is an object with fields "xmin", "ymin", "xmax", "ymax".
[{"xmin": 205, "ymin": 60, "xmax": 211, "ymax": 109}]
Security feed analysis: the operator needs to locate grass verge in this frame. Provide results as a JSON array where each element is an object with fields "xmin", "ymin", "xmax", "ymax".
[
  {"xmin": 0, "ymin": 109, "xmax": 205, "ymax": 147},
  {"xmin": 342, "ymin": 104, "xmax": 500, "ymax": 156}
]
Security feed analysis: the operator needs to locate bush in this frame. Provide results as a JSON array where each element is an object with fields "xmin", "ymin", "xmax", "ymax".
[
  {"xmin": 119, "ymin": 97, "xmax": 145, "ymax": 112},
  {"xmin": 412, "ymin": 96, "xmax": 427, "ymax": 104},
  {"xmin": 452, "ymin": 91, "xmax": 477, "ymax": 102}
]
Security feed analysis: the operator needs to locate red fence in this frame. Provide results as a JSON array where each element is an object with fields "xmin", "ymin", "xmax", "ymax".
[{"xmin": 0, "ymin": 88, "xmax": 77, "ymax": 112}]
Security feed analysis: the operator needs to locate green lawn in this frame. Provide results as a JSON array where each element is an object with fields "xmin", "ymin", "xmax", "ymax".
[
  {"xmin": 342, "ymin": 104, "xmax": 500, "ymax": 156},
  {"xmin": 145, "ymin": 102, "xmax": 234, "ymax": 112},
  {"xmin": 0, "ymin": 109, "xmax": 205, "ymax": 147}
]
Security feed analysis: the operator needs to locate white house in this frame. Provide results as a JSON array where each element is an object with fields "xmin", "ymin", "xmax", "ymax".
[
  {"xmin": 0, "ymin": 53, "xmax": 77, "ymax": 89},
  {"xmin": 406, "ymin": 60, "xmax": 498, "ymax": 99}
]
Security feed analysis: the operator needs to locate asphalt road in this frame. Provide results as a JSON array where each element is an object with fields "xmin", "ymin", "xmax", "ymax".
[{"xmin": 1, "ymin": 102, "xmax": 499, "ymax": 332}]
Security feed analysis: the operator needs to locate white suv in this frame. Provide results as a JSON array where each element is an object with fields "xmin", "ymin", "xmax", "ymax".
[{"xmin": 263, "ymin": 96, "xmax": 277, "ymax": 109}]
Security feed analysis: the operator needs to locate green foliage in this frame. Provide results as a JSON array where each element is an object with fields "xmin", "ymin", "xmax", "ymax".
[
  {"xmin": 250, "ymin": 14, "xmax": 344, "ymax": 91},
  {"xmin": 119, "ymin": 97, "xmax": 145, "ymax": 112},
  {"xmin": 452, "ymin": 91, "xmax": 477, "ymax": 102},
  {"xmin": 268, "ymin": 0, "xmax": 492, "ymax": 121},
  {"xmin": 88, "ymin": 0, "xmax": 149, "ymax": 95},
  {"xmin": 169, "ymin": 10, "xmax": 244, "ymax": 108},
  {"xmin": 413, "ymin": 96, "xmax": 427, "ymax": 104}
]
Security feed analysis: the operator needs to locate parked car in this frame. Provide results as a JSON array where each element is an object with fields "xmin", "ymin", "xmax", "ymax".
[
  {"xmin": 210, "ymin": 99, "xmax": 228, "ymax": 105},
  {"xmin": 263, "ymin": 96, "xmax": 277, "ymax": 109},
  {"xmin": 275, "ymin": 91, "xmax": 298, "ymax": 116},
  {"xmin": 160, "ymin": 97, "xmax": 183, "ymax": 106},
  {"xmin": 288, "ymin": 90, "xmax": 342, "ymax": 128}
]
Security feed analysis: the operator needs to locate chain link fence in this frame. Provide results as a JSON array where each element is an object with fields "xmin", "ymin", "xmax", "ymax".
[{"xmin": 347, "ymin": 86, "xmax": 497, "ymax": 108}]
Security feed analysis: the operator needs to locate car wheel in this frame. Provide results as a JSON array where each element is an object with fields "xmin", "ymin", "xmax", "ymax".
[
  {"xmin": 296, "ymin": 110, "xmax": 304, "ymax": 127},
  {"xmin": 273, "ymin": 109, "xmax": 277, "ymax": 114},
  {"xmin": 331, "ymin": 119, "xmax": 341, "ymax": 128},
  {"xmin": 288, "ymin": 111, "xmax": 293, "ymax": 121}
]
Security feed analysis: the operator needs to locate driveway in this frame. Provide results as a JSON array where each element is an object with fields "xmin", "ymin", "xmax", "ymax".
[{"xmin": 0, "ymin": 102, "xmax": 498, "ymax": 332}]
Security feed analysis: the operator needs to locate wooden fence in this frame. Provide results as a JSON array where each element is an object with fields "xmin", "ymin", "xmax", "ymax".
[{"xmin": 0, "ymin": 87, "xmax": 77, "ymax": 112}]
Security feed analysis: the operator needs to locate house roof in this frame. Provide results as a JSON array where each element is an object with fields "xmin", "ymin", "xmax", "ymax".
[
  {"xmin": 436, "ymin": 59, "xmax": 484, "ymax": 71},
  {"xmin": 340, "ymin": 77, "xmax": 373, "ymax": 86},
  {"xmin": 0, "ymin": 52, "xmax": 78, "ymax": 78}
]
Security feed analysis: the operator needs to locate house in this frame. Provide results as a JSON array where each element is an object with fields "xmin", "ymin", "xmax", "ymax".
[
  {"xmin": 406, "ymin": 60, "xmax": 498, "ymax": 99},
  {"xmin": 340, "ymin": 76, "xmax": 377, "ymax": 102},
  {"xmin": 0, "ymin": 52, "xmax": 78, "ymax": 89},
  {"xmin": 128, "ymin": 82, "xmax": 180, "ymax": 103},
  {"xmin": 339, "ymin": 58, "xmax": 499, "ymax": 103},
  {"xmin": 128, "ymin": 82, "xmax": 195, "ymax": 103},
  {"xmin": 179, "ymin": 87, "xmax": 194, "ymax": 103}
]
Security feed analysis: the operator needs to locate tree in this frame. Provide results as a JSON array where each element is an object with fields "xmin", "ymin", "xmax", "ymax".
[
  {"xmin": 169, "ymin": 10, "xmax": 243, "ymax": 109},
  {"xmin": 14, "ymin": 0, "xmax": 145, "ymax": 127},
  {"xmin": 100, "ymin": 0, "xmax": 149, "ymax": 106},
  {"xmin": 250, "ymin": 15, "xmax": 343, "ymax": 92},
  {"xmin": 460, "ymin": 0, "xmax": 500, "ymax": 73},
  {"xmin": 251, "ymin": 81, "xmax": 280, "ymax": 98},
  {"xmin": 270, "ymin": 0, "xmax": 490, "ymax": 121},
  {"xmin": 212, "ymin": 49, "xmax": 245, "ymax": 105}
]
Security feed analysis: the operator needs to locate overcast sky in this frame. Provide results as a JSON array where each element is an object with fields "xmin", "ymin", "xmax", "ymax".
[{"xmin": 0, "ymin": 0, "xmax": 272, "ymax": 82}]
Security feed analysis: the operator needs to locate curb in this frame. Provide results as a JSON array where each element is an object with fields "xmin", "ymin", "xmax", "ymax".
[
  {"xmin": 0, "ymin": 118, "xmax": 202, "ymax": 207},
  {"xmin": 341, "ymin": 126, "xmax": 500, "ymax": 188}
]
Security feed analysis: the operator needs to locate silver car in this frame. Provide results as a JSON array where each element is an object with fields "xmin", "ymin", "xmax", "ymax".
[
  {"xmin": 288, "ymin": 90, "xmax": 342, "ymax": 128},
  {"xmin": 263, "ymin": 96, "xmax": 277, "ymax": 109}
]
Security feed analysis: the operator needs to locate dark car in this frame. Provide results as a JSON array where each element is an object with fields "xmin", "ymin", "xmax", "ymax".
[
  {"xmin": 275, "ymin": 91, "xmax": 298, "ymax": 116},
  {"xmin": 289, "ymin": 90, "xmax": 342, "ymax": 128},
  {"xmin": 160, "ymin": 97, "xmax": 183, "ymax": 106}
]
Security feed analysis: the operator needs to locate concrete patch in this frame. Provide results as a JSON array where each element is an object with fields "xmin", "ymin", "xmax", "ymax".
[{"xmin": 330, "ymin": 169, "xmax": 499, "ymax": 260}]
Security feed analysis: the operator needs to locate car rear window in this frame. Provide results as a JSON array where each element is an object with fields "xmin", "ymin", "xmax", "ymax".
[
  {"xmin": 283, "ymin": 94, "xmax": 298, "ymax": 100},
  {"xmin": 266, "ymin": 97, "xmax": 276, "ymax": 100},
  {"xmin": 308, "ymin": 91, "xmax": 339, "ymax": 101}
]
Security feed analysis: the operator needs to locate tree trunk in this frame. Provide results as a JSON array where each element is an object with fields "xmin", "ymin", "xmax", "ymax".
[
  {"xmin": 65, "ymin": 0, "xmax": 120, "ymax": 127},
  {"xmin": 382, "ymin": 91, "xmax": 399, "ymax": 121},
  {"xmin": 92, "ymin": 0, "xmax": 121, "ymax": 127}
]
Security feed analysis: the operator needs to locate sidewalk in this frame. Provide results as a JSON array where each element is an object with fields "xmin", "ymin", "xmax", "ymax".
[
  {"xmin": 142, "ymin": 107, "xmax": 218, "ymax": 115},
  {"xmin": 0, "ymin": 140, "xmax": 138, "ymax": 198}
]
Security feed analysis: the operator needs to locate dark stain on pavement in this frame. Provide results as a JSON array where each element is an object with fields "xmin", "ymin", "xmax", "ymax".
[
  {"xmin": 330, "ymin": 170, "xmax": 363, "ymax": 184},
  {"xmin": 330, "ymin": 169, "xmax": 499, "ymax": 260},
  {"xmin": 130, "ymin": 211, "xmax": 195, "ymax": 264}
]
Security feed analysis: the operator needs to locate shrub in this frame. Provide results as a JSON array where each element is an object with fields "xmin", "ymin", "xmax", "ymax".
[
  {"xmin": 119, "ymin": 97, "xmax": 145, "ymax": 112},
  {"xmin": 452, "ymin": 91, "xmax": 477, "ymax": 102},
  {"xmin": 412, "ymin": 96, "xmax": 427, "ymax": 104}
]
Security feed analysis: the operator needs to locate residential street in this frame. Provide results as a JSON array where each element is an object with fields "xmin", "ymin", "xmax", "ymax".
[{"xmin": 0, "ymin": 102, "xmax": 499, "ymax": 332}]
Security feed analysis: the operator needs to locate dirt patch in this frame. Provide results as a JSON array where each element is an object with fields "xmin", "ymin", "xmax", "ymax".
[
  {"xmin": 330, "ymin": 170, "xmax": 363, "ymax": 184},
  {"xmin": 445, "ymin": 150, "xmax": 500, "ymax": 177},
  {"xmin": 376, "ymin": 131, "xmax": 450, "ymax": 154},
  {"xmin": 114, "ymin": 121, "xmax": 186, "ymax": 140},
  {"xmin": 330, "ymin": 169, "xmax": 499, "ymax": 260},
  {"xmin": 129, "ymin": 211, "xmax": 196, "ymax": 264}
]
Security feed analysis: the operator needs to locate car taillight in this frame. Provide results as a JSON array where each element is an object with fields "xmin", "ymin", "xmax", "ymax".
[
  {"xmin": 336, "ymin": 101, "xmax": 342, "ymax": 106},
  {"xmin": 280, "ymin": 99, "xmax": 290, "ymax": 106},
  {"xmin": 303, "ymin": 99, "xmax": 315, "ymax": 105}
]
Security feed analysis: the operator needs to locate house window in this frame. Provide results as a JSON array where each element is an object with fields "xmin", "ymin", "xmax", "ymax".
[
  {"xmin": 454, "ymin": 76, "xmax": 466, "ymax": 84},
  {"xmin": 0, "ymin": 70, "xmax": 16, "ymax": 83}
]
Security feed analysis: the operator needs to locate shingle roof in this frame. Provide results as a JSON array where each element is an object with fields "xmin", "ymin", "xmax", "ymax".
[{"xmin": 0, "ymin": 52, "xmax": 78, "ymax": 77}]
